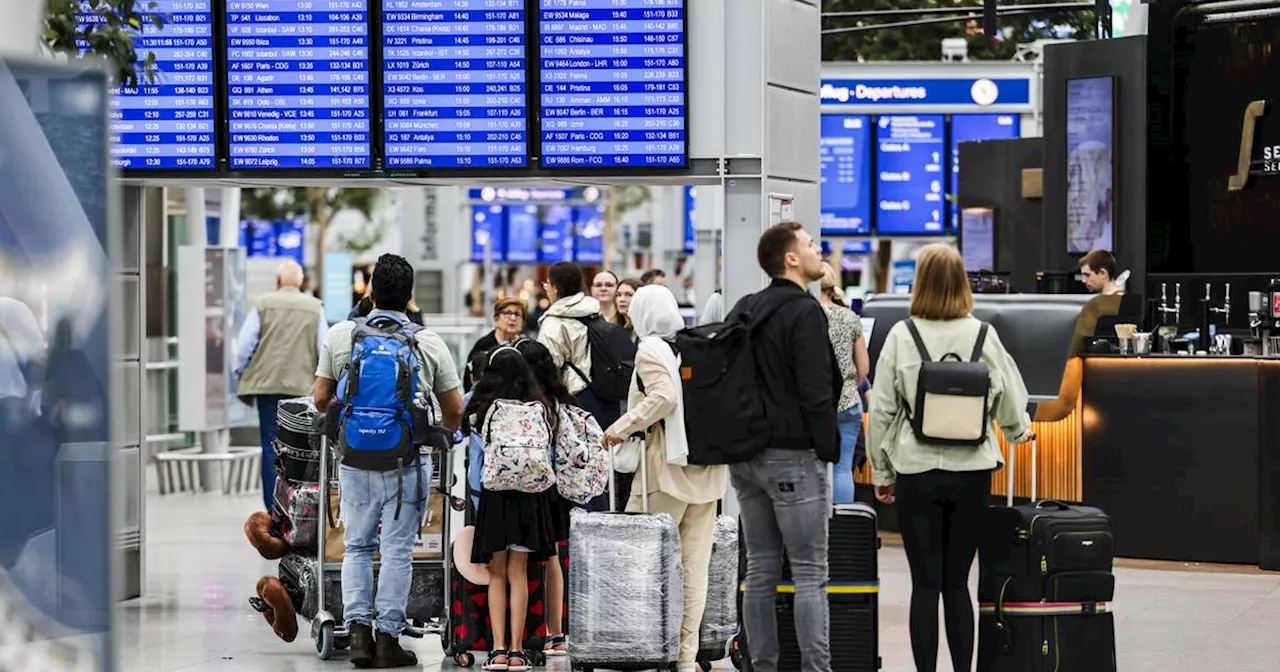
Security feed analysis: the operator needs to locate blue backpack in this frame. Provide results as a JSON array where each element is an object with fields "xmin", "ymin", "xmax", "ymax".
[{"xmin": 334, "ymin": 315, "xmax": 424, "ymax": 472}]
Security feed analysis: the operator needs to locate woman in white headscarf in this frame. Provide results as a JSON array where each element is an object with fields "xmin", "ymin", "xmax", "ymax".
[{"xmin": 601, "ymin": 285, "xmax": 727, "ymax": 672}]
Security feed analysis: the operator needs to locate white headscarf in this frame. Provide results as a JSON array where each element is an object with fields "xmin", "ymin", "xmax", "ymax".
[{"xmin": 628, "ymin": 286, "xmax": 690, "ymax": 466}]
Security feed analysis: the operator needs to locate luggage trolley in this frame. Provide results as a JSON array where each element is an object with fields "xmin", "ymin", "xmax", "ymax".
[{"xmin": 310, "ymin": 428, "xmax": 466, "ymax": 661}]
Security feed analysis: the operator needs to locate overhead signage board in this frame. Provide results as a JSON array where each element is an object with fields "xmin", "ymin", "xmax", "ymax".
[
  {"xmin": 539, "ymin": 204, "xmax": 576, "ymax": 263},
  {"xmin": 471, "ymin": 204, "xmax": 506, "ymax": 263},
  {"xmin": 505, "ymin": 204, "xmax": 540, "ymax": 264},
  {"xmin": 821, "ymin": 77, "xmax": 1031, "ymax": 107},
  {"xmin": 381, "ymin": 0, "xmax": 529, "ymax": 169},
  {"xmin": 225, "ymin": 0, "xmax": 374, "ymax": 170},
  {"xmin": 574, "ymin": 204, "xmax": 606, "ymax": 263},
  {"xmin": 537, "ymin": 0, "xmax": 688, "ymax": 168},
  {"xmin": 820, "ymin": 114, "xmax": 872, "ymax": 236},
  {"xmin": 876, "ymin": 115, "xmax": 946, "ymax": 235}
]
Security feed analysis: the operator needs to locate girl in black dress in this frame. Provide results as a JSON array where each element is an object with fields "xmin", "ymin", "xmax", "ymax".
[{"xmin": 464, "ymin": 347, "xmax": 558, "ymax": 672}]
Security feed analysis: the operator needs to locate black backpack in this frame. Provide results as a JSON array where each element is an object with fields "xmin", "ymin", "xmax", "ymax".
[
  {"xmin": 673, "ymin": 296, "xmax": 797, "ymax": 465},
  {"xmin": 566, "ymin": 315, "xmax": 637, "ymax": 402},
  {"xmin": 903, "ymin": 319, "xmax": 992, "ymax": 446}
]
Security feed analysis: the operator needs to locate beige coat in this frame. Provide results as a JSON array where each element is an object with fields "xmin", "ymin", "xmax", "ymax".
[
  {"xmin": 538, "ymin": 293, "xmax": 600, "ymax": 395},
  {"xmin": 609, "ymin": 348, "xmax": 727, "ymax": 506}
]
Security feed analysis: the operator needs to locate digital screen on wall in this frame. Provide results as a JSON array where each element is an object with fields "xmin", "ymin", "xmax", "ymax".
[
  {"xmin": 471, "ymin": 205, "xmax": 506, "ymax": 263},
  {"xmin": 225, "ymin": 0, "xmax": 373, "ymax": 170},
  {"xmin": 506, "ymin": 204, "xmax": 540, "ymax": 264},
  {"xmin": 539, "ymin": 204, "xmax": 576, "ymax": 263},
  {"xmin": 537, "ymin": 0, "xmax": 687, "ymax": 168},
  {"xmin": 876, "ymin": 114, "xmax": 946, "ymax": 235},
  {"xmin": 684, "ymin": 185, "xmax": 696, "ymax": 254},
  {"xmin": 1065, "ymin": 76, "xmax": 1115, "ymax": 254},
  {"xmin": 574, "ymin": 205, "xmax": 606, "ymax": 264},
  {"xmin": 960, "ymin": 208, "xmax": 996, "ymax": 272},
  {"xmin": 820, "ymin": 114, "xmax": 872, "ymax": 236},
  {"xmin": 950, "ymin": 114, "xmax": 1019, "ymax": 230},
  {"xmin": 382, "ymin": 0, "xmax": 528, "ymax": 169},
  {"xmin": 79, "ymin": 0, "xmax": 216, "ymax": 170}
]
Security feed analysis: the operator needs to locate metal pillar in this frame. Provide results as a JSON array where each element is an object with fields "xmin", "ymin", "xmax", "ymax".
[{"xmin": 182, "ymin": 188, "xmax": 225, "ymax": 489}]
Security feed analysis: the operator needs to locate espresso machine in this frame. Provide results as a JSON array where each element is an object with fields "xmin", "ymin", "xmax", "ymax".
[{"xmin": 1248, "ymin": 278, "xmax": 1280, "ymax": 355}]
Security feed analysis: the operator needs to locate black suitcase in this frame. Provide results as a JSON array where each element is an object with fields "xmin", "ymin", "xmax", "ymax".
[
  {"xmin": 977, "ymin": 501, "xmax": 1116, "ymax": 672},
  {"xmin": 736, "ymin": 503, "xmax": 880, "ymax": 672}
]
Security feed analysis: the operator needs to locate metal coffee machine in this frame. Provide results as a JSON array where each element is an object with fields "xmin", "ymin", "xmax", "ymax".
[{"xmin": 1247, "ymin": 279, "xmax": 1280, "ymax": 355}]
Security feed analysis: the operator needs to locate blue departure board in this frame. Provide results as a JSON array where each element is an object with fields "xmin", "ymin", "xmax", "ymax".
[
  {"xmin": 507, "ymin": 205, "xmax": 540, "ymax": 263},
  {"xmin": 471, "ymin": 205, "xmax": 506, "ymax": 262},
  {"xmin": 820, "ymin": 115, "xmax": 872, "ymax": 236},
  {"xmin": 538, "ymin": 0, "xmax": 687, "ymax": 168},
  {"xmin": 539, "ymin": 204, "xmax": 576, "ymax": 263},
  {"xmin": 950, "ymin": 114, "xmax": 1019, "ymax": 229},
  {"xmin": 225, "ymin": 0, "xmax": 373, "ymax": 170},
  {"xmin": 79, "ymin": 0, "xmax": 216, "ymax": 170},
  {"xmin": 574, "ymin": 205, "xmax": 606, "ymax": 263},
  {"xmin": 382, "ymin": 0, "xmax": 528, "ymax": 169},
  {"xmin": 876, "ymin": 115, "xmax": 946, "ymax": 235}
]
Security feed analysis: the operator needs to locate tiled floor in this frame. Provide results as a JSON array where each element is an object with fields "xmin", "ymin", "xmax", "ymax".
[{"xmin": 118, "ymin": 482, "xmax": 1280, "ymax": 672}]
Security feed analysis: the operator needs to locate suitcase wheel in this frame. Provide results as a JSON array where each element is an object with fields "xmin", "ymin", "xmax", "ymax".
[
  {"xmin": 528, "ymin": 650, "xmax": 547, "ymax": 667},
  {"xmin": 728, "ymin": 635, "xmax": 744, "ymax": 669},
  {"xmin": 453, "ymin": 652, "xmax": 475, "ymax": 667},
  {"xmin": 698, "ymin": 661, "xmax": 712, "ymax": 672}
]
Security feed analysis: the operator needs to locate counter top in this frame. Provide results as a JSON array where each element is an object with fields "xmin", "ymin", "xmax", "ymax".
[{"xmin": 1081, "ymin": 353, "xmax": 1277, "ymax": 361}]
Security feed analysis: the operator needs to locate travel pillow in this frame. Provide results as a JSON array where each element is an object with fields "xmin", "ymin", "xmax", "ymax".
[
  {"xmin": 244, "ymin": 511, "xmax": 289, "ymax": 560},
  {"xmin": 256, "ymin": 576, "xmax": 299, "ymax": 642}
]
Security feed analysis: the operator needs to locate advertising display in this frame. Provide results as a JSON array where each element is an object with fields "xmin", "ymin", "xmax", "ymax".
[
  {"xmin": 960, "ymin": 207, "xmax": 996, "ymax": 272},
  {"xmin": 537, "ymin": 0, "xmax": 687, "ymax": 168},
  {"xmin": 322, "ymin": 251, "xmax": 354, "ymax": 324},
  {"xmin": 382, "ymin": 0, "xmax": 528, "ymax": 168},
  {"xmin": 820, "ymin": 114, "xmax": 872, "ymax": 235},
  {"xmin": 471, "ymin": 204, "xmax": 506, "ymax": 263},
  {"xmin": 876, "ymin": 114, "xmax": 946, "ymax": 235},
  {"xmin": 0, "ymin": 58, "xmax": 113, "ymax": 668},
  {"xmin": 80, "ymin": 0, "xmax": 216, "ymax": 171},
  {"xmin": 1066, "ymin": 76, "xmax": 1116, "ymax": 254},
  {"xmin": 505, "ymin": 204, "xmax": 540, "ymax": 264},
  {"xmin": 574, "ymin": 205, "xmax": 607, "ymax": 264},
  {"xmin": 539, "ymin": 204, "xmax": 576, "ymax": 263},
  {"xmin": 950, "ymin": 114, "xmax": 1020, "ymax": 229},
  {"xmin": 225, "ymin": 0, "xmax": 374, "ymax": 170}
]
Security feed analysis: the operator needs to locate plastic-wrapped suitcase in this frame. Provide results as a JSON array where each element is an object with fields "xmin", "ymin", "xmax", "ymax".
[
  {"xmin": 695, "ymin": 515, "xmax": 739, "ymax": 671},
  {"xmin": 272, "ymin": 468, "xmax": 320, "ymax": 550},
  {"xmin": 279, "ymin": 551, "xmax": 321, "ymax": 620},
  {"xmin": 568, "ymin": 454, "xmax": 681, "ymax": 672},
  {"xmin": 736, "ymin": 502, "xmax": 880, "ymax": 672}
]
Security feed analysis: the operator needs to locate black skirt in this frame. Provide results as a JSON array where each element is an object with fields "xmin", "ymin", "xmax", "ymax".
[{"xmin": 472, "ymin": 488, "xmax": 559, "ymax": 564}]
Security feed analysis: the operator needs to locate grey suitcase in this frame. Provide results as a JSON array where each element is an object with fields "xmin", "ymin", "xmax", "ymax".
[
  {"xmin": 568, "ymin": 446, "xmax": 682, "ymax": 671},
  {"xmin": 696, "ymin": 515, "xmax": 740, "ymax": 670}
]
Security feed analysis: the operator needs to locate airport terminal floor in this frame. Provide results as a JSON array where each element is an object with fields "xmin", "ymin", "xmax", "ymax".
[{"xmin": 124, "ymin": 475, "xmax": 1280, "ymax": 672}]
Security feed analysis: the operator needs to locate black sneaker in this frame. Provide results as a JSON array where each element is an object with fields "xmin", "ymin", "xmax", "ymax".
[
  {"xmin": 373, "ymin": 631, "xmax": 419, "ymax": 669},
  {"xmin": 348, "ymin": 622, "xmax": 375, "ymax": 669}
]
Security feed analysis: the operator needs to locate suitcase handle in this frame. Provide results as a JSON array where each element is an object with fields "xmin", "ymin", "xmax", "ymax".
[{"xmin": 1034, "ymin": 499, "xmax": 1071, "ymax": 510}]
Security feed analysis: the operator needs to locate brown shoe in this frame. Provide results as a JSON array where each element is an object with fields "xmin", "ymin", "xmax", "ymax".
[
  {"xmin": 373, "ymin": 631, "xmax": 419, "ymax": 669},
  {"xmin": 348, "ymin": 622, "xmax": 374, "ymax": 668}
]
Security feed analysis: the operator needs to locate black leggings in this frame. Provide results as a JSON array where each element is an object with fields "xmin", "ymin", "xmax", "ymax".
[{"xmin": 895, "ymin": 469, "xmax": 990, "ymax": 672}]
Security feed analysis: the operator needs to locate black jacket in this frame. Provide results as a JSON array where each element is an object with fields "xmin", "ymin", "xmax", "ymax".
[
  {"xmin": 464, "ymin": 330, "xmax": 501, "ymax": 392},
  {"xmin": 728, "ymin": 279, "xmax": 841, "ymax": 462}
]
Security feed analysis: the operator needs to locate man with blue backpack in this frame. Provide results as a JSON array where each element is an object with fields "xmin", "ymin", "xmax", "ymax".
[{"xmin": 313, "ymin": 254, "xmax": 464, "ymax": 669}]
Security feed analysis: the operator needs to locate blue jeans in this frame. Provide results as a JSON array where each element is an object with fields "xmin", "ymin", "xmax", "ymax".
[
  {"xmin": 255, "ymin": 394, "xmax": 289, "ymax": 511},
  {"xmin": 834, "ymin": 405, "xmax": 863, "ymax": 504},
  {"xmin": 339, "ymin": 459, "xmax": 432, "ymax": 636},
  {"xmin": 731, "ymin": 449, "xmax": 831, "ymax": 672}
]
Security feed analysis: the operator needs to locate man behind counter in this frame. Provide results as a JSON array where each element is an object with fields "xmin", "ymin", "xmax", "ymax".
[{"xmin": 1071, "ymin": 250, "xmax": 1143, "ymax": 355}]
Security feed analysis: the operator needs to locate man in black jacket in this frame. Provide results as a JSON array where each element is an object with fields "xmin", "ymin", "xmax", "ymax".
[{"xmin": 729, "ymin": 221, "xmax": 839, "ymax": 672}]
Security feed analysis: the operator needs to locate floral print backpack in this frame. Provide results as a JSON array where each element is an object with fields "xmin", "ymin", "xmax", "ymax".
[
  {"xmin": 480, "ymin": 399, "xmax": 555, "ymax": 493},
  {"xmin": 553, "ymin": 405, "xmax": 610, "ymax": 505}
]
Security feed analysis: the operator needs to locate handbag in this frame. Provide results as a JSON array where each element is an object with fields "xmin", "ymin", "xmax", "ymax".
[{"xmin": 613, "ymin": 434, "xmax": 643, "ymax": 474}]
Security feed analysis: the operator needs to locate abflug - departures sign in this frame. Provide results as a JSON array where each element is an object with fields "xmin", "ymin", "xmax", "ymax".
[{"xmin": 820, "ymin": 78, "xmax": 1032, "ymax": 107}]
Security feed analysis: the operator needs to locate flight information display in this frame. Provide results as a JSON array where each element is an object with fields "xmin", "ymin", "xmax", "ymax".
[
  {"xmin": 225, "ymin": 0, "xmax": 373, "ymax": 170},
  {"xmin": 574, "ymin": 205, "xmax": 606, "ymax": 263},
  {"xmin": 471, "ymin": 205, "xmax": 506, "ymax": 262},
  {"xmin": 382, "ymin": 0, "xmax": 529, "ymax": 169},
  {"xmin": 820, "ymin": 115, "xmax": 872, "ymax": 236},
  {"xmin": 950, "ymin": 114, "xmax": 1019, "ymax": 229},
  {"xmin": 506, "ymin": 205, "xmax": 540, "ymax": 263},
  {"xmin": 876, "ymin": 115, "xmax": 946, "ymax": 235},
  {"xmin": 82, "ymin": 0, "xmax": 216, "ymax": 170},
  {"xmin": 539, "ymin": 204, "xmax": 576, "ymax": 263},
  {"xmin": 538, "ymin": 0, "xmax": 687, "ymax": 168}
]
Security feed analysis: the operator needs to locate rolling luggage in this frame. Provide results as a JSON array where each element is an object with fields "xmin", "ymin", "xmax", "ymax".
[
  {"xmin": 272, "ymin": 467, "xmax": 320, "ymax": 550},
  {"xmin": 446, "ymin": 550, "xmax": 556, "ymax": 665},
  {"xmin": 568, "ymin": 452, "xmax": 681, "ymax": 671},
  {"xmin": 736, "ymin": 502, "xmax": 880, "ymax": 672},
  {"xmin": 977, "ymin": 440, "xmax": 1115, "ymax": 672},
  {"xmin": 696, "ymin": 516, "xmax": 739, "ymax": 670},
  {"xmin": 275, "ymin": 397, "xmax": 322, "ymax": 482}
]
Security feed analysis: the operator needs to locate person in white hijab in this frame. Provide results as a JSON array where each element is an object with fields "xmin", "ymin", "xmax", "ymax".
[{"xmin": 601, "ymin": 285, "xmax": 727, "ymax": 672}]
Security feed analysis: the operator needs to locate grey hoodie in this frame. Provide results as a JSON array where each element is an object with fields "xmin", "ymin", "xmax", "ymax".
[{"xmin": 537, "ymin": 293, "xmax": 602, "ymax": 395}]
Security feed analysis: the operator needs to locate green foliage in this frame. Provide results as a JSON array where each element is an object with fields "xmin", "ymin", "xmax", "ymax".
[
  {"xmin": 240, "ymin": 188, "xmax": 378, "ymax": 224},
  {"xmin": 44, "ymin": 0, "xmax": 164, "ymax": 88},
  {"xmin": 822, "ymin": 0, "xmax": 1097, "ymax": 62}
]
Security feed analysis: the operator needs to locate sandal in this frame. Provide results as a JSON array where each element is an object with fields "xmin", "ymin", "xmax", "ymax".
[
  {"xmin": 507, "ymin": 651, "xmax": 533, "ymax": 672},
  {"xmin": 544, "ymin": 634, "xmax": 568, "ymax": 656},
  {"xmin": 483, "ymin": 649, "xmax": 509, "ymax": 671}
]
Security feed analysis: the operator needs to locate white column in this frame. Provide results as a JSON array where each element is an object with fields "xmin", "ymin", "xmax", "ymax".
[
  {"xmin": 181, "ymin": 188, "xmax": 226, "ymax": 485},
  {"xmin": 0, "ymin": 0, "xmax": 42, "ymax": 58},
  {"xmin": 220, "ymin": 187, "xmax": 242, "ymax": 247}
]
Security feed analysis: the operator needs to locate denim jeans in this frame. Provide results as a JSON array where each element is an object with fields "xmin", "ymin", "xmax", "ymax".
[
  {"xmin": 255, "ymin": 394, "xmax": 288, "ymax": 511},
  {"xmin": 833, "ymin": 405, "xmax": 863, "ymax": 504},
  {"xmin": 339, "ymin": 458, "xmax": 432, "ymax": 636},
  {"xmin": 730, "ymin": 449, "xmax": 831, "ymax": 672}
]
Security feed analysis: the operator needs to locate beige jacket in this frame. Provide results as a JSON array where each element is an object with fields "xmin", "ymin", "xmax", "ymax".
[
  {"xmin": 538, "ymin": 293, "xmax": 600, "ymax": 395},
  {"xmin": 866, "ymin": 316, "xmax": 1032, "ymax": 487},
  {"xmin": 609, "ymin": 347, "xmax": 727, "ymax": 506}
]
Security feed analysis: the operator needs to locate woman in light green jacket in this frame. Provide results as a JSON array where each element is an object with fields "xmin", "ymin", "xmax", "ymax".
[{"xmin": 866, "ymin": 244, "xmax": 1033, "ymax": 672}]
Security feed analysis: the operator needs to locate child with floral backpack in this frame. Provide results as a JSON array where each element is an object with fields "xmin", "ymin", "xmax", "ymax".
[{"xmin": 464, "ymin": 346, "xmax": 558, "ymax": 671}]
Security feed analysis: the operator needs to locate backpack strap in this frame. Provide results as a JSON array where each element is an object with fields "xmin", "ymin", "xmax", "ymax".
[
  {"xmin": 970, "ymin": 323, "xmax": 990, "ymax": 362},
  {"xmin": 904, "ymin": 319, "xmax": 933, "ymax": 362}
]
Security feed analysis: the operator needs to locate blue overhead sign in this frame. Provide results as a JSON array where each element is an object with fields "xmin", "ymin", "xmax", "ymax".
[
  {"xmin": 876, "ymin": 115, "xmax": 946, "ymax": 235},
  {"xmin": 820, "ymin": 114, "xmax": 872, "ymax": 236},
  {"xmin": 821, "ymin": 78, "xmax": 1031, "ymax": 107}
]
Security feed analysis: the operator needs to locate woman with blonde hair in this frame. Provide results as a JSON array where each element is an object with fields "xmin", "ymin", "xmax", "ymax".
[
  {"xmin": 866, "ymin": 244, "xmax": 1032, "ymax": 672},
  {"xmin": 818, "ymin": 262, "xmax": 868, "ymax": 503}
]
